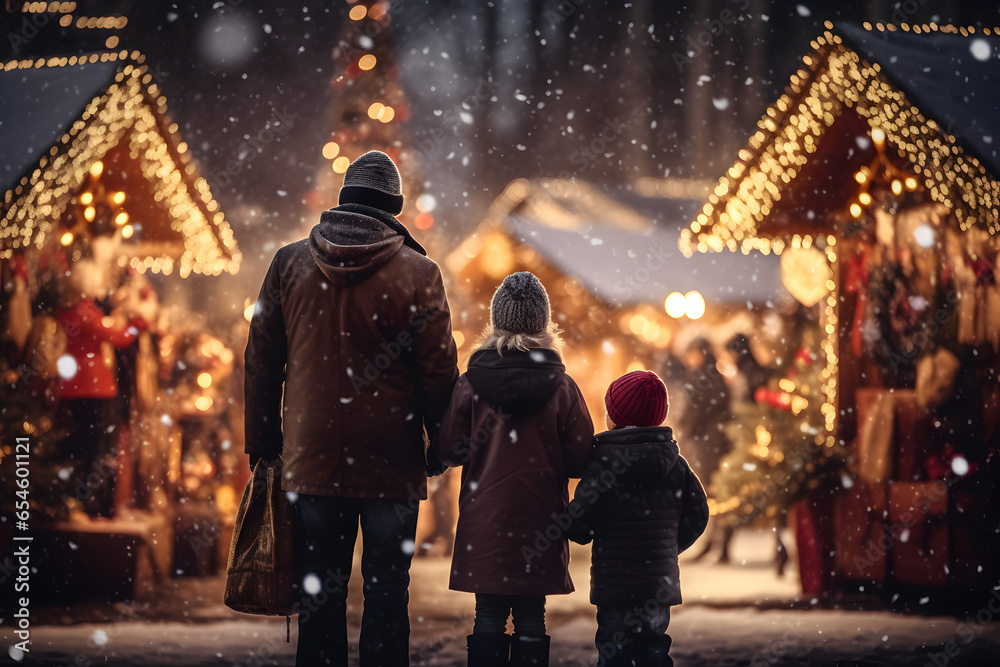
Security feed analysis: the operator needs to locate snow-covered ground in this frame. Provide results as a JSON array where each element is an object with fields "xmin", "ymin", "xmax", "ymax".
[{"xmin": 10, "ymin": 530, "xmax": 1000, "ymax": 666}]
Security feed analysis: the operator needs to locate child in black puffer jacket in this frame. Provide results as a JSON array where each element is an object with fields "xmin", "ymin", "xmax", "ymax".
[{"xmin": 566, "ymin": 370, "xmax": 709, "ymax": 667}]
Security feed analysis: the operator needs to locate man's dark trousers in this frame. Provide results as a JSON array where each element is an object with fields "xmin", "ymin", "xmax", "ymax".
[{"xmin": 294, "ymin": 495, "xmax": 419, "ymax": 667}]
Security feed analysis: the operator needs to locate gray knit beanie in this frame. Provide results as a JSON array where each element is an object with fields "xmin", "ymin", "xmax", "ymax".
[
  {"xmin": 339, "ymin": 150, "xmax": 404, "ymax": 215},
  {"xmin": 490, "ymin": 272, "xmax": 551, "ymax": 334}
]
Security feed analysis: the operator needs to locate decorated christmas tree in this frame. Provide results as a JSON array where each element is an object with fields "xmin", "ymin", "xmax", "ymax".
[
  {"xmin": 710, "ymin": 347, "xmax": 847, "ymax": 527},
  {"xmin": 304, "ymin": 1, "xmax": 443, "ymax": 256}
]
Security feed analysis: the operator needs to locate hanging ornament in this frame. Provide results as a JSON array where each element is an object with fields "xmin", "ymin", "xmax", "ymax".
[{"xmin": 780, "ymin": 245, "xmax": 829, "ymax": 307}]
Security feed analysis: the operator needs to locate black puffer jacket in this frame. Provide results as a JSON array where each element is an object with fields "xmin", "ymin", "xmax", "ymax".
[{"xmin": 566, "ymin": 426, "xmax": 708, "ymax": 606}]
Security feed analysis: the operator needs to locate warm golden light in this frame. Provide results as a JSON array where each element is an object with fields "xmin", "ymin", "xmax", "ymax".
[
  {"xmin": 854, "ymin": 170, "xmax": 867, "ymax": 184},
  {"xmin": 349, "ymin": 4, "xmax": 367, "ymax": 20},
  {"xmin": 850, "ymin": 203, "xmax": 862, "ymax": 218},
  {"xmin": 89, "ymin": 161, "xmax": 103, "ymax": 177},
  {"xmin": 60, "ymin": 232, "xmax": 74, "ymax": 246},
  {"xmin": 322, "ymin": 141, "xmax": 340, "ymax": 159},
  {"xmin": 358, "ymin": 54, "xmax": 377, "ymax": 71},
  {"xmin": 367, "ymin": 102, "xmax": 384, "ymax": 119},
  {"xmin": 453, "ymin": 330, "xmax": 465, "ymax": 348},
  {"xmin": 121, "ymin": 224, "xmax": 134, "ymax": 239},
  {"xmin": 904, "ymin": 177, "xmax": 918, "ymax": 191},
  {"xmin": 195, "ymin": 396, "xmax": 214, "ymax": 411},
  {"xmin": 628, "ymin": 314, "xmax": 648, "ymax": 336},
  {"xmin": 377, "ymin": 106, "xmax": 395, "ymax": 123},
  {"xmin": 84, "ymin": 206, "xmax": 96, "ymax": 222},
  {"xmin": 684, "ymin": 291, "xmax": 706, "ymax": 319},
  {"xmin": 112, "ymin": 191, "xmax": 126, "ymax": 204},
  {"xmin": 244, "ymin": 302, "xmax": 255, "ymax": 322},
  {"xmin": 871, "ymin": 127, "xmax": 885, "ymax": 145},
  {"xmin": 197, "ymin": 372, "xmax": 213, "ymax": 389},
  {"xmin": 115, "ymin": 212, "xmax": 128, "ymax": 225},
  {"xmin": 858, "ymin": 192, "xmax": 872, "ymax": 206},
  {"xmin": 332, "ymin": 156, "xmax": 350, "ymax": 173},
  {"xmin": 891, "ymin": 179, "xmax": 903, "ymax": 195},
  {"xmin": 414, "ymin": 212, "xmax": 434, "ymax": 230},
  {"xmin": 79, "ymin": 191, "xmax": 94, "ymax": 205},
  {"xmin": 664, "ymin": 292, "xmax": 686, "ymax": 319}
]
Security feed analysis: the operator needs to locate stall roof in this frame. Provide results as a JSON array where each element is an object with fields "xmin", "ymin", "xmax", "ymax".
[
  {"xmin": 454, "ymin": 179, "xmax": 780, "ymax": 309},
  {"xmin": 0, "ymin": 54, "xmax": 240, "ymax": 276},
  {"xmin": 680, "ymin": 23, "xmax": 1000, "ymax": 257},
  {"xmin": 837, "ymin": 23, "xmax": 1000, "ymax": 177},
  {"xmin": 0, "ymin": 61, "xmax": 118, "ymax": 188}
]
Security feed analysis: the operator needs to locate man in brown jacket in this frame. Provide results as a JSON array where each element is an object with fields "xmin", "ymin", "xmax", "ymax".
[{"xmin": 245, "ymin": 151, "xmax": 459, "ymax": 667}]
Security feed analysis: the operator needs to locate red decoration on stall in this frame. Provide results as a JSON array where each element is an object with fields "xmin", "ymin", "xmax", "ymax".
[
  {"xmin": 754, "ymin": 386, "xmax": 793, "ymax": 410},
  {"xmin": 844, "ymin": 250, "xmax": 870, "ymax": 356},
  {"xmin": 924, "ymin": 445, "xmax": 979, "ymax": 480},
  {"xmin": 792, "ymin": 495, "xmax": 835, "ymax": 598},
  {"xmin": 971, "ymin": 256, "xmax": 996, "ymax": 286}
]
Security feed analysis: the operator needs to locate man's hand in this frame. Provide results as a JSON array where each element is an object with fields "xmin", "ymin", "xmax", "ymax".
[{"xmin": 425, "ymin": 448, "xmax": 448, "ymax": 477}]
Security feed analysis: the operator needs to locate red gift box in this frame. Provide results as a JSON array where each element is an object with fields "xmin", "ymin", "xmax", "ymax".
[
  {"xmin": 887, "ymin": 481, "xmax": 949, "ymax": 587},
  {"xmin": 892, "ymin": 391, "xmax": 935, "ymax": 481},
  {"xmin": 833, "ymin": 483, "xmax": 888, "ymax": 582}
]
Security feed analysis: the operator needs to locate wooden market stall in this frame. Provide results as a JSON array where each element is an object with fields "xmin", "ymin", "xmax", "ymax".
[
  {"xmin": 679, "ymin": 22, "xmax": 1000, "ymax": 607},
  {"xmin": 0, "ymin": 51, "xmax": 241, "ymax": 602}
]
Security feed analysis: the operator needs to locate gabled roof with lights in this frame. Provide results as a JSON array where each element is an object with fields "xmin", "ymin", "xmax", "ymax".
[
  {"xmin": 0, "ymin": 52, "xmax": 240, "ymax": 277},
  {"xmin": 679, "ymin": 22, "xmax": 1000, "ymax": 257}
]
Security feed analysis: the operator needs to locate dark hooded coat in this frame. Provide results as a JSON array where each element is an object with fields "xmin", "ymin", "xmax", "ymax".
[
  {"xmin": 244, "ymin": 203, "xmax": 459, "ymax": 498},
  {"xmin": 566, "ymin": 426, "xmax": 709, "ymax": 606},
  {"xmin": 432, "ymin": 347, "xmax": 594, "ymax": 595}
]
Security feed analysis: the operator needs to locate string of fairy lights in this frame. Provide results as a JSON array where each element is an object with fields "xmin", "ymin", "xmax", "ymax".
[
  {"xmin": 323, "ymin": 0, "xmax": 401, "ymax": 176},
  {"xmin": 0, "ymin": 53, "xmax": 240, "ymax": 277},
  {"xmin": 679, "ymin": 22, "xmax": 1000, "ymax": 450}
]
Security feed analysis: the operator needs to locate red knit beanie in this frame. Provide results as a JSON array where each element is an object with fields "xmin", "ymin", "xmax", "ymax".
[{"xmin": 605, "ymin": 370, "xmax": 669, "ymax": 427}]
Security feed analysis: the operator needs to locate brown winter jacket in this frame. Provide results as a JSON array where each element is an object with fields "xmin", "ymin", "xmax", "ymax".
[
  {"xmin": 432, "ymin": 347, "xmax": 594, "ymax": 596},
  {"xmin": 244, "ymin": 203, "xmax": 459, "ymax": 499}
]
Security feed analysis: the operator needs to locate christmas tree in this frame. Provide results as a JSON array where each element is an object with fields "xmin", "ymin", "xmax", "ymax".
[
  {"xmin": 710, "ymin": 347, "xmax": 846, "ymax": 527},
  {"xmin": 304, "ymin": 1, "xmax": 443, "ymax": 256}
]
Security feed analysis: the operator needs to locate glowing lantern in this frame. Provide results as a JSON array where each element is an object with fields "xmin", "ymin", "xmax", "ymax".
[{"xmin": 780, "ymin": 246, "xmax": 829, "ymax": 307}]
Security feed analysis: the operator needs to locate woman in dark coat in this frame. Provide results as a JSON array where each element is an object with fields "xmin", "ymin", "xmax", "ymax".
[{"xmin": 432, "ymin": 272, "xmax": 594, "ymax": 667}]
